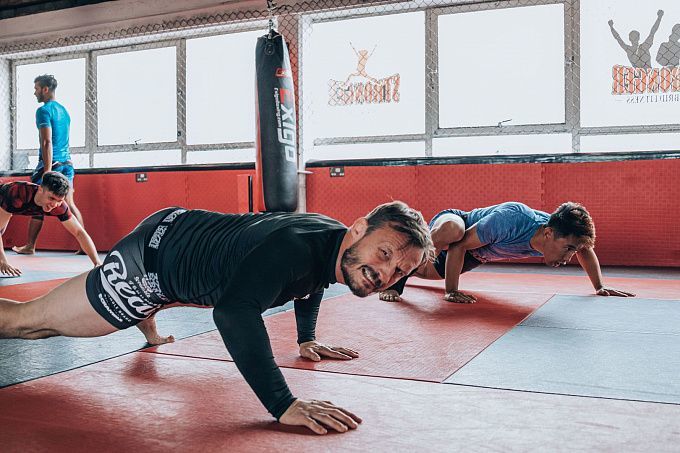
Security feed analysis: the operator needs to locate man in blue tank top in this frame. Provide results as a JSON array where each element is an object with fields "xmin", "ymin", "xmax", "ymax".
[
  {"xmin": 12, "ymin": 74, "xmax": 87, "ymax": 256},
  {"xmin": 381, "ymin": 202, "xmax": 635, "ymax": 303}
]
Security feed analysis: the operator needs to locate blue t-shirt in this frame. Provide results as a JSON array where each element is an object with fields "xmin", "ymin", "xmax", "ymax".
[
  {"xmin": 447, "ymin": 202, "xmax": 549, "ymax": 262},
  {"xmin": 36, "ymin": 100, "xmax": 71, "ymax": 163}
]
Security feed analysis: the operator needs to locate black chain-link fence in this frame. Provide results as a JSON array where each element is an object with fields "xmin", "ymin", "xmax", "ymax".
[{"xmin": 1, "ymin": 0, "xmax": 679, "ymax": 171}]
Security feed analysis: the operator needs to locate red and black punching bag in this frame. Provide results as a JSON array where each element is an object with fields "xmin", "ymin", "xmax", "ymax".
[{"xmin": 254, "ymin": 30, "xmax": 298, "ymax": 212}]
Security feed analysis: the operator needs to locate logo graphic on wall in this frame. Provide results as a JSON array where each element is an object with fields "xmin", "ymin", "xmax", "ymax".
[
  {"xmin": 609, "ymin": 10, "xmax": 680, "ymax": 103},
  {"xmin": 328, "ymin": 43, "xmax": 400, "ymax": 106}
]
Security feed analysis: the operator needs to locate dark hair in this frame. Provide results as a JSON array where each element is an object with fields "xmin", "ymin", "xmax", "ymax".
[
  {"xmin": 41, "ymin": 171, "xmax": 70, "ymax": 197},
  {"xmin": 364, "ymin": 201, "xmax": 435, "ymax": 262},
  {"xmin": 34, "ymin": 74, "xmax": 58, "ymax": 91},
  {"xmin": 547, "ymin": 202, "xmax": 596, "ymax": 247}
]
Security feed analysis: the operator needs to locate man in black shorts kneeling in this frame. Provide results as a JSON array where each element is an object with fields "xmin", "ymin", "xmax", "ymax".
[{"xmin": 0, "ymin": 201, "xmax": 433, "ymax": 435}]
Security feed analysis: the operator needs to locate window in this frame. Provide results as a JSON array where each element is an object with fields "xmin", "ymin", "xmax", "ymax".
[
  {"xmin": 438, "ymin": 4, "xmax": 565, "ymax": 128},
  {"xmin": 580, "ymin": 133, "xmax": 680, "ymax": 153},
  {"xmin": 580, "ymin": 0, "xmax": 680, "ymax": 127},
  {"xmin": 185, "ymin": 148, "xmax": 255, "ymax": 164},
  {"xmin": 307, "ymin": 141, "xmax": 425, "ymax": 162},
  {"xmin": 302, "ymin": 11, "xmax": 425, "ymax": 140},
  {"xmin": 433, "ymin": 134, "xmax": 572, "ymax": 157},
  {"xmin": 96, "ymin": 46, "xmax": 177, "ymax": 145},
  {"xmin": 93, "ymin": 150, "xmax": 182, "ymax": 168},
  {"xmin": 15, "ymin": 59, "xmax": 86, "ymax": 150},
  {"xmin": 186, "ymin": 30, "xmax": 263, "ymax": 145}
]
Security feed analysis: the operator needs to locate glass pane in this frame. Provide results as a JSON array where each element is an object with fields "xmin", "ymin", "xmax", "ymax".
[
  {"xmin": 97, "ymin": 47, "xmax": 177, "ymax": 145},
  {"xmin": 186, "ymin": 30, "xmax": 263, "ymax": 145},
  {"xmin": 28, "ymin": 153, "xmax": 90, "ymax": 169},
  {"xmin": 581, "ymin": 133, "xmax": 680, "ymax": 152},
  {"xmin": 15, "ymin": 59, "xmax": 86, "ymax": 149},
  {"xmin": 70, "ymin": 153, "xmax": 91, "ymax": 169},
  {"xmin": 433, "ymin": 134, "xmax": 573, "ymax": 157},
  {"xmin": 305, "ymin": 141, "xmax": 425, "ymax": 162},
  {"xmin": 581, "ymin": 0, "xmax": 680, "ymax": 127},
  {"xmin": 302, "ymin": 11, "xmax": 425, "ymax": 139},
  {"xmin": 186, "ymin": 149, "xmax": 255, "ymax": 164},
  {"xmin": 439, "ymin": 4, "xmax": 565, "ymax": 127},
  {"xmin": 93, "ymin": 150, "xmax": 181, "ymax": 168}
]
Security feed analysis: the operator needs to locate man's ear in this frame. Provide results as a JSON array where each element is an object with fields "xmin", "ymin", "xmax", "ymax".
[
  {"xmin": 544, "ymin": 226, "xmax": 554, "ymax": 240},
  {"xmin": 349, "ymin": 217, "xmax": 369, "ymax": 241}
]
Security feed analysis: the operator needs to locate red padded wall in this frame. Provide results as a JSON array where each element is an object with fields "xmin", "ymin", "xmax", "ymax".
[
  {"xmin": 306, "ymin": 159, "xmax": 680, "ymax": 267},
  {"xmin": 542, "ymin": 160, "xmax": 680, "ymax": 266},
  {"xmin": 2, "ymin": 159, "xmax": 678, "ymax": 267},
  {"xmin": 1, "ymin": 169, "xmax": 256, "ymax": 251}
]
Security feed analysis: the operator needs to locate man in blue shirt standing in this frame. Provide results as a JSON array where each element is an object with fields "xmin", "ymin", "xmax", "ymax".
[
  {"xmin": 380, "ymin": 202, "xmax": 635, "ymax": 303},
  {"xmin": 13, "ymin": 74, "xmax": 87, "ymax": 256}
]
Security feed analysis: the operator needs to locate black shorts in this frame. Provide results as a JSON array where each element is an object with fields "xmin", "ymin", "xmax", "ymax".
[
  {"xmin": 85, "ymin": 207, "xmax": 186, "ymax": 330},
  {"xmin": 432, "ymin": 250, "xmax": 483, "ymax": 278},
  {"xmin": 429, "ymin": 209, "xmax": 483, "ymax": 278}
]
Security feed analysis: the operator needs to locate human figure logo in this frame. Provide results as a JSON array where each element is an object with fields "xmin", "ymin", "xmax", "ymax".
[
  {"xmin": 609, "ymin": 10, "xmax": 680, "ymax": 103},
  {"xmin": 328, "ymin": 42, "xmax": 400, "ymax": 106}
]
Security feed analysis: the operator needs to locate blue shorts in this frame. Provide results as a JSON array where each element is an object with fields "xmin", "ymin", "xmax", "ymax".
[{"xmin": 31, "ymin": 161, "xmax": 75, "ymax": 186}]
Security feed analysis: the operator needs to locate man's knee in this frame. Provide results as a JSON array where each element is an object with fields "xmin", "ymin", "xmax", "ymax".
[{"xmin": 432, "ymin": 217, "xmax": 465, "ymax": 248}]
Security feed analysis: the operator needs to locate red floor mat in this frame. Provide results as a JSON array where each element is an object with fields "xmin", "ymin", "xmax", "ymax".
[
  {"xmin": 409, "ymin": 273, "xmax": 680, "ymax": 300},
  {"xmin": 0, "ymin": 279, "xmax": 66, "ymax": 301},
  {"xmin": 0, "ymin": 352, "xmax": 677, "ymax": 452},
  {"xmin": 147, "ymin": 287, "xmax": 552, "ymax": 382}
]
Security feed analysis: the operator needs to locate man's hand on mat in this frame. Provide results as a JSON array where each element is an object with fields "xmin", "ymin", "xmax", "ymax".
[
  {"xmin": 0, "ymin": 260, "xmax": 21, "ymax": 277},
  {"xmin": 596, "ymin": 287, "xmax": 636, "ymax": 297},
  {"xmin": 299, "ymin": 340, "xmax": 359, "ymax": 362},
  {"xmin": 443, "ymin": 290, "xmax": 476, "ymax": 303},
  {"xmin": 379, "ymin": 289, "xmax": 401, "ymax": 302},
  {"xmin": 279, "ymin": 398, "xmax": 362, "ymax": 435}
]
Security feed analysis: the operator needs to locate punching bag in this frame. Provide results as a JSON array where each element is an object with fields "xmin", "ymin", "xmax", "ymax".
[{"xmin": 254, "ymin": 30, "xmax": 298, "ymax": 212}]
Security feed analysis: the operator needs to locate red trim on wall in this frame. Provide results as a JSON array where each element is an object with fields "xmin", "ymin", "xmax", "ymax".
[{"xmin": 2, "ymin": 159, "xmax": 677, "ymax": 267}]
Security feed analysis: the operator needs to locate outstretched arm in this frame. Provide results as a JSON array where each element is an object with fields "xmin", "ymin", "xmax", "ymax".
[
  {"xmin": 61, "ymin": 216, "xmax": 102, "ymax": 267},
  {"xmin": 644, "ymin": 10, "xmax": 664, "ymax": 46},
  {"xmin": 0, "ymin": 209, "xmax": 20, "ymax": 276},
  {"xmin": 443, "ymin": 224, "xmax": 486, "ymax": 303},
  {"xmin": 296, "ymin": 291, "xmax": 358, "ymax": 361},
  {"xmin": 576, "ymin": 247, "xmax": 635, "ymax": 297},
  {"xmin": 608, "ymin": 20, "xmax": 630, "ymax": 51},
  {"xmin": 349, "ymin": 41, "xmax": 359, "ymax": 56},
  {"xmin": 213, "ymin": 236, "xmax": 360, "ymax": 434}
]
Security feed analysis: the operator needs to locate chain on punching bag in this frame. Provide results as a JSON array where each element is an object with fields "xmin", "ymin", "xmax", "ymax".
[{"xmin": 254, "ymin": 26, "xmax": 299, "ymax": 212}]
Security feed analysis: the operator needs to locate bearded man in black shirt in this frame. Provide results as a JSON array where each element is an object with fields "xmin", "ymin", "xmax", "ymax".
[{"xmin": 0, "ymin": 201, "xmax": 433, "ymax": 435}]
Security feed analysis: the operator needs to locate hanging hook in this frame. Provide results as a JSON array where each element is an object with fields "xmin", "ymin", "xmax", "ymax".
[{"xmin": 267, "ymin": 0, "xmax": 278, "ymax": 39}]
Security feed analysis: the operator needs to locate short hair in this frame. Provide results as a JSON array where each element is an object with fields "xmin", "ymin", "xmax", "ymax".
[
  {"xmin": 34, "ymin": 74, "xmax": 58, "ymax": 91},
  {"xmin": 41, "ymin": 171, "xmax": 70, "ymax": 197},
  {"xmin": 547, "ymin": 202, "xmax": 596, "ymax": 247},
  {"xmin": 364, "ymin": 201, "xmax": 435, "ymax": 262}
]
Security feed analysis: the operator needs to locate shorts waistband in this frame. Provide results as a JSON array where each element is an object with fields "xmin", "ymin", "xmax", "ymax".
[{"xmin": 144, "ymin": 208, "xmax": 187, "ymax": 274}]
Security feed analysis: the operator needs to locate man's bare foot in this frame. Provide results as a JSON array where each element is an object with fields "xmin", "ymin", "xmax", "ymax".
[
  {"xmin": 136, "ymin": 315, "xmax": 175, "ymax": 345},
  {"xmin": 12, "ymin": 245, "xmax": 35, "ymax": 255}
]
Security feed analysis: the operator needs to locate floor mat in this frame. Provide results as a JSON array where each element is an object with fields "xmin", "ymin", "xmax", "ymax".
[
  {"xmin": 408, "ymin": 273, "xmax": 680, "ymax": 299},
  {"xmin": 1, "ymin": 352, "xmax": 677, "ymax": 452},
  {"xmin": 147, "ymin": 287, "xmax": 552, "ymax": 382},
  {"xmin": 445, "ymin": 295, "xmax": 680, "ymax": 404}
]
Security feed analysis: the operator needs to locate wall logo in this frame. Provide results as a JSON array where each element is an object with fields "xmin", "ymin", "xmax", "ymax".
[
  {"xmin": 609, "ymin": 10, "xmax": 680, "ymax": 103},
  {"xmin": 328, "ymin": 43, "xmax": 400, "ymax": 106}
]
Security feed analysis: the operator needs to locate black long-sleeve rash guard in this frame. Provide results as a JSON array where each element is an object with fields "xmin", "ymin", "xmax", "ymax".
[{"xmin": 153, "ymin": 210, "xmax": 347, "ymax": 419}]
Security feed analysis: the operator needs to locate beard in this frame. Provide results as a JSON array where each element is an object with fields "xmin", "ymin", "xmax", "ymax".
[{"xmin": 340, "ymin": 242, "xmax": 382, "ymax": 297}]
